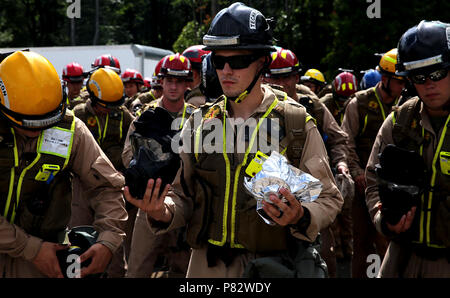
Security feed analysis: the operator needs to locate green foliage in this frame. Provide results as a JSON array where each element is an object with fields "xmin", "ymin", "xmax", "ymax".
[
  {"xmin": 0, "ymin": 0, "xmax": 449, "ymax": 85},
  {"xmin": 172, "ymin": 20, "xmax": 208, "ymax": 53}
]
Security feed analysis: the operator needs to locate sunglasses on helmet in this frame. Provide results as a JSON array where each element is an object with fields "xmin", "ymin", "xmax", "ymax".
[
  {"xmin": 409, "ymin": 69, "xmax": 448, "ymax": 84},
  {"xmin": 211, "ymin": 53, "xmax": 261, "ymax": 70}
]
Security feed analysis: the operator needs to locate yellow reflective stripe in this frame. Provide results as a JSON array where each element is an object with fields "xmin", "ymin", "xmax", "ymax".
[
  {"xmin": 391, "ymin": 111, "xmax": 396, "ymax": 125},
  {"xmin": 230, "ymin": 97, "xmax": 279, "ymax": 247},
  {"xmin": 384, "ymin": 56, "xmax": 397, "ymax": 64},
  {"xmin": 419, "ymin": 193, "xmax": 425, "ymax": 243},
  {"xmin": 3, "ymin": 168, "xmax": 15, "ymax": 218},
  {"xmin": 426, "ymin": 114, "xmax": 450, "ymax": 246},
  {"xmin": 373, "ymin": 87, "xmax": 386, "ymax": 120},
  {"xmin": 10, "ymin": 128, "xmax": 18, "ymax": 167},
  {"xmin": 11, "ymin": 133, "xmax": 43, "ymax": 223},
  {"xmin": 119, "ymin": 111, "xmax": 123, "ymax": 141},
  {"xmin": 180, "ymin": 103, "xmax": 187, "ymax": 130},
  {"xmin": 11, "ymin": 152, "xmax": 41, "ymax": 223},
  {"xmin": 4, "ymin": 129, "xmax": 20, "ymax": 219},
  {"xmin": 94, "ymin": 113, "xmax": 109, "ymax": 144},
  {"xmin": 194, "ymin": 121, "xmax": 203, "ymax": 163},
  {"xmin": 209, "ymin": 98, "xmax": 230, "ymax": 246},
  {"xmin": 361, "ymin": 114, "xmax": 369, "ymax": 134},
  {"xmin": 306, "ymin": 115, "xmax": 316, "ymax": 125},
  {"xmin": 420, "ymin": 127, "xmax": 424, "ymax": 156},
  {"xmin": 94, "ymin": 115, "xmax": 102, "ymax": 143},
  {"xmin": 103, "ymin": 113, "xmax": 109, "ymax": 142}
]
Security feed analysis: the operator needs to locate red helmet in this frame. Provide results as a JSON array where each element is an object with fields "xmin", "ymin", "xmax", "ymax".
[
  {"xmin": 121, "ymin": 68, "xmax": 144, "ymax": 85},
  {"xmin": 158, "ymin": 53, "xmax": 192, "ymax": 81},
  {"xmin": 91, "ymin": 54, "xmax": 121, "ymax": 74},
  {"xmin": 151, "ymin": 56, "xmax": 166, "ymax": 88},
  {"xmin": 182, "ymin": 45, "xmax": 210, "ymax": 70},
  {"xmin": 62, "ymin": 62, "xmax": 85, "ymax": 83},
  {"xmin": 266, "ymin": 48, "xmax": 301, "ymax": 77},
  {"xmin": 333, "ymin": 72, "xmax": 358, "ymax": 98},
  {"xmin": 143, "ymin": 77, "xmax": 152, "ymax": 89}
]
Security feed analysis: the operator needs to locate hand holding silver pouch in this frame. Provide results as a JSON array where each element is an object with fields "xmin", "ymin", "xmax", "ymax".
[{"xmin": 244, "ymin": 151, "xmax": 323, "ymax": 225}]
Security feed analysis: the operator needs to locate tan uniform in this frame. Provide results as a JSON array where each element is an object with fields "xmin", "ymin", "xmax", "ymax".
[
  {"xmin": 296, "ymin": 85, "xmax": 350, "ymax": 277},
  {"xmin": 341, "ymin": 85, "xmax": 390, "ymax": 278},
  {"xmin": 123, "ymin": 93, "xmax": 142, "ymax": 113},
  {"xmin": 317, "ymin": 84, "xmax": 333, "ymax": 98},
  {"xmin": 128, "ymin": 91, "xmax": 158, "ymax": 116},
  {"xmin": 186, "ymin": 85, "xmax": 207, "ymax": 108},
  {"xmin": 148, "ymin": 86, "xmax": 343, "ymax": 277},
  {"xmin": 366, "ymin": 98, "xmax": 450, "ymax": 277},
  {"xmin": 125, "ymin": 98, "xmax": 196, "ymax": 278},
  {"xmin": 71, "ymin": 99, "xmax": 134, "ymax": 277},
  {"xmin": 0, "ymin": 114, "xmax": 127, "ymax": 277},
  {"xmin": 320, "ymin": 93, "xmax": 349, "ymax": 125}
]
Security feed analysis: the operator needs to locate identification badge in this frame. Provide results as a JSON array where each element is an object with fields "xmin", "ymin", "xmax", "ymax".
[
  {"xmin": 39, "ymin": 128, "xmax": 72, "ymax": 158},
  {"xmin": 245, "ymin": 151, "xmax": 269, "ymax": 177},
  {"xmin": 440, "ymin": 151, "xmax": 450, "ymax": 175},
  {"xmin": 35, "ymin": 164, "xmax": 60, "ymax": 182}
]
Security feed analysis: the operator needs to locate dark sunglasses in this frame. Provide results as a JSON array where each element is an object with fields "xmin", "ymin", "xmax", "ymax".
[
  {"xmin": 211, "ymin": 54, "xmax": 261, "ymax": 70},
  {"xmin": 409, "ymin": 69, "xmax": 448, "ymax": 84}
]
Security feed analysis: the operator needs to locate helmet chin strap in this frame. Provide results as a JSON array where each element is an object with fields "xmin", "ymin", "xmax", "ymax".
[
  {"xmin": 227, "ymin": 57, "xmax": 270, "ymax": 104},
  {"xmin": 381, "ymin": 77, "xmax": 392, "ymax": 97}
]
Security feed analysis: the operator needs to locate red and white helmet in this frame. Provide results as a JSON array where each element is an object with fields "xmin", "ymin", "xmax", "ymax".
[
  {"xmin": 121, "ymin": 68, "xmax": 144, "ymax": 85},
  {"xmin": 91, "ymin": 54, "xmax": 121, "ymax": 74},
  {"xmin": 158, "ymin": 53, "xmax": 192, "ymax": 81},
  {"xmin": 333, "ymin": 71, "xmax": 358, "ymax": 98},
  {"xmin": 182, "ymin": 45, "xmax": 211, "ymax": 70},
  {"xmin": 266, "ymin": 48, "xmax": 301, "ymax": 77},
  {"xmin": 143, "ymin": 77, "xmax": 152, "ymax": 89},
  {"xmin": 62, "ymin": 62, "xmax": 85, "ymax": 83}
]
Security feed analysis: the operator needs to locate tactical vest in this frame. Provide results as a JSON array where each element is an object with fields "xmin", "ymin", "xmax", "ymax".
[
  {"xmin": 187, "ymin": 95, "xmax": 314, "ymax": 253},
  {"xmin": 266, "ymin": 83, "xmax": 324, "ymax": 131},
  {"xmin": 320, "ymin": 93, "xmax": 348, "ymax": 125},
  {"xmin": 354, "ymin": 87, "xmax": 392, "ymax": 168},
  {"xmin": 392, "ymin": 97, "xmax": 450, "ymax": 249},
  {"xmin": 0, "ymin": 112, "xmax": 75, "ymax": 243},
  {"xmin": 73, "ymin": 104, "xmax": 128, "ymax": 171}
]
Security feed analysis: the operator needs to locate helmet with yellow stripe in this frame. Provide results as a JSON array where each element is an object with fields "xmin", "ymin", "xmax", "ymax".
[
  {"xmin": 333, "ymin": 71, "xmax": 358, "ymax": 100},
  {"xmin": 0, "ymin": 51, "xmax": 67, "ymax": 130},
  {"xmin": 87, "ymin": 68, "xmax": 124, "ymax": 108},
  {"xmin": 376, "ymin": 48, "xmax": 404, "ymax": 80},
  {"xmin": 301, "ymin": 69, "xmax": 327, "ymax": 86},
  {"xmin": 158, "ymin": 53, "xmax": 193, "ymax": 81}
]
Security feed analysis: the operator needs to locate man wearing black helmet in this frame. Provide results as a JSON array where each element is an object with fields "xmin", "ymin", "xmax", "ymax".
[
  {"xmin": 365, "ymin": 20, "xmax": 450, "ymax": 277},
  {"xmin": 124, "ymin": 2, "xmax": 343, "ymax": 278}
]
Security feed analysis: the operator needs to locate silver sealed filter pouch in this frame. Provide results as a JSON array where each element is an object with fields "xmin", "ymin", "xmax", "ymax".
[{"xmin": 244, "ymin": 151, "xmax": 322, "ymax": 225}]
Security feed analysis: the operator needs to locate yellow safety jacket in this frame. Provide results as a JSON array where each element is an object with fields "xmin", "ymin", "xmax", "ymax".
[{"xmin": 0, "ymin": 111, "xmax": 75, "ymax": 243}]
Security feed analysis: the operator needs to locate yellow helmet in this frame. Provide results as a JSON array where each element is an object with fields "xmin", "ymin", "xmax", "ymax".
[
  {"xmin": 376, "ymin": 48, "xmax": 404, "ymax": 80},
  {"xmin": 0, "ymin": 51, "xmax": 66, "ymax": 130},
  {"xmin": 300, "ymin": 69, "xmax": 326, "ymax": 85},
  {"xmin": 87, "ymin": 68, "xmax": 124, "ymax": 107}
]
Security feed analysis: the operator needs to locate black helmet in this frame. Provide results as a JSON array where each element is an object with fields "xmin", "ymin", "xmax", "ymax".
[
  {"xmin": 203, "ymin": 2, "xmax": 275, "ymax": 52},
  {"xmin": 396, "ymin": 20, "xmax": 450, "ymax": 77},
  {"xmin": 56, "ymin": 226, "xmax": 100, "ymax": 278},
  {"xmin": 124, "ymin": 107, "xmax": 181, "ymax": 199},
  {"xmin": 200, "ymin": 52, "xmax": 223, "ymax": 100}
]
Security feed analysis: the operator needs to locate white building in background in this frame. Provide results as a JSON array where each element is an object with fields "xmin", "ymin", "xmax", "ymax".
[{"xmin": 0, "ymin": 44, "xmax": 174, "ymax": 79}]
